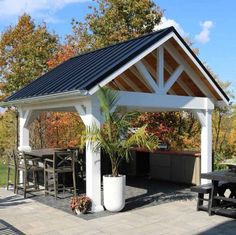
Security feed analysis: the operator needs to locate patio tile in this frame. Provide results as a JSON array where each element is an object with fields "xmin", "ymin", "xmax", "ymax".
[{"xmin": 1, "ymin": 187, "xmax": 235, "ymax": 235}]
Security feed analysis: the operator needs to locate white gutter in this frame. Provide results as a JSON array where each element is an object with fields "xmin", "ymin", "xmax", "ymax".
[{"xmin": 0, "ymin": 89, "xmax": 89, "ymax": 107}]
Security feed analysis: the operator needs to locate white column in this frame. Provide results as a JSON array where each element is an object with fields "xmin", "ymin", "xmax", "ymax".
[
  {"xmin": 75, "ymin": 96, "xmax": 104, "ymax": 212},
  {"xmin": 18, "ymin": 109, "xmax": 32, "ymax": 183},
  {"xmin": 18, "ymin": 109, "xmax": 31, "ymax": 151},
  {"xmin": 200, "ymin": 110, "xmax": 212, "ymax": 184},
  {"xmin": 194, "ymin": 106, "xmax": 213, "ymax": 184}
]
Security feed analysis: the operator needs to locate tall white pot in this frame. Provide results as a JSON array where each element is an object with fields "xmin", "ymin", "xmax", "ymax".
[{"xmin": 103, "ymin": 175, "xmax": 126, "ymax": 212}]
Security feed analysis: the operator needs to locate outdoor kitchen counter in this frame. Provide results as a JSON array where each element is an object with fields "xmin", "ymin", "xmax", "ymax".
[
  {"xmin": 130, "ymin": 149, "xmax": 201, "ymax": 185},
  {"xmin": 132, "ymin": 148, "xmax": 201, "ymax": 157}
]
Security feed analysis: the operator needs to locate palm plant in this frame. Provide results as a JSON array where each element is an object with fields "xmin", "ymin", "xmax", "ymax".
[{"xmin": 81, "ymin": 87, "xmax": 159, "ymax": 177}]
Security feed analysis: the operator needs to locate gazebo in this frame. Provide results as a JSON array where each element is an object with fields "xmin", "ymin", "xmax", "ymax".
[{"xmin": 1, "ymin": 27, "xmax": 230, "ymax": 212}]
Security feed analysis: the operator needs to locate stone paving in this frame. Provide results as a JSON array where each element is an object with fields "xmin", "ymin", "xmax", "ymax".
[
  {"xmin": 1, "ymin": 188, "xmax": 236, "ymax": 235},
  {"xmin": 13, "ymin": 177, "xmax": 195, "ymax": 220}
]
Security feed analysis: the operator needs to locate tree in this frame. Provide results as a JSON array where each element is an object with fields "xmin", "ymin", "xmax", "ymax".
[
  {"xmin": 0, "ymin": 109, "xmax": 17, "ymax": 154},
  {"xmin": 0, "ymin": 13, "xmax": 58, "ymax": 100},
  {"xmin": 68, "ymin": 0, "xmax": 163, "ymax": 52},
  {"xmin": 47, "ymin": 45, "xmax": 76, "ymax": 70},
  {"xmin": 133, "ymin": 111, "xmax": 200, "ymax": 150},
  {"xmin": 30, "ymin": 112, "xmax": 84, "ymax": 149}
]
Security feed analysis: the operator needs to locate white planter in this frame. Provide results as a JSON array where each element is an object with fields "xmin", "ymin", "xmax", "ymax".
[{"xmin": 103, "ymin": 175, "xmax": 126, "ymax": 212}]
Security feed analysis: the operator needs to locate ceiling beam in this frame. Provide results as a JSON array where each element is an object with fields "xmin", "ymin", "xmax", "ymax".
[
  {"xmin": 119, "ymin": 73, "xmax": 143, "ymax": 92},
  {"xmin": 129, "ymin": 66, "xmax": 153, "ymax": 92}
]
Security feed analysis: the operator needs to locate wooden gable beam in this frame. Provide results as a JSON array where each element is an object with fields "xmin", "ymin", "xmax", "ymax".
[
  {"xmin": 165, "ymin": 42, "xmax": 215, "ymax": 98},
  {"xmin": 128, "ymin": 67, "xmax": 153, "ymax": 92},
  {"xmin": 119, "ymin": 73, "xmax": 143, "ymax": 92}
]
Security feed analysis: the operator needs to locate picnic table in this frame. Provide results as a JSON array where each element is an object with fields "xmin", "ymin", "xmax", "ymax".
[{"xmin": 201, "ymin": 170, "xmax": 236, "ymax": 218}]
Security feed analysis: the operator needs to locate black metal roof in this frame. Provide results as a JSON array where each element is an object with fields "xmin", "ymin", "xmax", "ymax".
[{"xmin": 5, "ymin": 26, "xmax": 229, "ymax": 102}]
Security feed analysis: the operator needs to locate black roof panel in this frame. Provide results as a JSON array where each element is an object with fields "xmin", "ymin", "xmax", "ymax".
[{"xmin": 5, "ymin": 27, "xmax": 229, "ymax": 102}]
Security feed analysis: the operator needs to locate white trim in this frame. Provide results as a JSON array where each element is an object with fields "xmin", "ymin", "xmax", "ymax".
[
  {"xmin": 164, "ymin": 65, "xmax": 183, "ymax": 93},
  {"xmin": 172, "ymin": 34, "xmax": 229, "ymax": 105},
  {"xmin": 89, "ymin": 32, "xmax": 174, "ymax": 95},
  {"xmin": 1, "ymin": 90, "xmax": 88, "ymax": 107},
  {"xmin": 135, "ymin": 61, "xmax": 159, "ymax": 93},
  {"xmin": 21, "ymin": 97, "xmax": 90, "ymax": 111}
]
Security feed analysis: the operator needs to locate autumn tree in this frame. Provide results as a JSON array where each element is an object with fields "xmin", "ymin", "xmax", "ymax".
[
  {"xmin": 47, "ymin": 0, "xmax": 163, "ymax": 69},
  {"xmin": 0, "ymin": 109, "xmax": 17, "ymax": 154},
  {"xmin": 30, "ymin": 112, "xmax": 84, "ymax": 149},
  {"xmin": 0, "ymin": 14, "xmax": 58, "ymax": 152},
  {"xmin": 68, "ymin": 0, "xmax": 163, "ymax": 52},
  {"xmin": 0, "ymin": 13, "xmax": 58, "ymax": 100}
]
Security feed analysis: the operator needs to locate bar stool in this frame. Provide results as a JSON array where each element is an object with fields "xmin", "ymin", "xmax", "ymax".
[
  {"xmin": 6, "ymin": 150, "xmax": 17, "ymax": 193},
  {"xmin": 44, "ymin": 150, "xmax": 76, "ymax": 199},
  {"xmin": 15, "ymin": 151, "xmax": 44, "ymax": 198}
]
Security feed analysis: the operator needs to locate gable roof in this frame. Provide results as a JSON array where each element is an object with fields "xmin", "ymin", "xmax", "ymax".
[{"xmin": 4, "ymin": 26, "xmax": 229, "ymax": 103}]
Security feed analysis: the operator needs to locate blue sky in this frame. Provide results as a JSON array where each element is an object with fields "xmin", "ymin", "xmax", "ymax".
[{"xmin": 0, "ymin": 0, "xmax": 235, "ymax": 98}]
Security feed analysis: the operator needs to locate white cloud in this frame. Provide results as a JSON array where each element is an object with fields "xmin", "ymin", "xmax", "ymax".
[
  {"xmin": 0, "ymin": 0, "xmax": 89, "ymax": 22},
  {"xmin": 154, "ymin": 17, "xmax": 188, "ymax": 37},
  {"xmin": 195, "ymin": 20, "xmax": 214, "ymax": 44}
]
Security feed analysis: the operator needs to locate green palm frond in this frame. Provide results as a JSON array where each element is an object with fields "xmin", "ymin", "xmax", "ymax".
[{"xmin": 81, "ymin": 87, "xmax": 159, "ymax": 177}]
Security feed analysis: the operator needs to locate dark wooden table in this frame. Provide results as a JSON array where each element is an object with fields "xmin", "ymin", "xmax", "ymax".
[
  {"xmin": 201, "ymin": 170, "xmax": 236, "ymax": 217},
  {"xmin": 25, "ymin": 148, "xmax": 65, "ymax": 159}
]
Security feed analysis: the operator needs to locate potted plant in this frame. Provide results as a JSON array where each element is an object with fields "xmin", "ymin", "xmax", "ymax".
[
  {"xmin": 81, "ymin": 87, "xmax": 158, "ymax": 212},
  {"xmin": 70, "ymin": 195, "xmax": 92, "ymax": 214}
]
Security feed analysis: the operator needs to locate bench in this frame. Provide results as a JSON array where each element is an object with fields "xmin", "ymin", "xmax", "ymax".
[{"xmin": 191, "ymin": 183, "xmax": 212, "ymax": 212}]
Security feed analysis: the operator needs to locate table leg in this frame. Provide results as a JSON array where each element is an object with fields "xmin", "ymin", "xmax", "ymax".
[{"xmin": 208, "ymin": 180, "xmax": 218, "ymax": 216}]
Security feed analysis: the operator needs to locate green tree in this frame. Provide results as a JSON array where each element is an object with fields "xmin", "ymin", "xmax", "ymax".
[
  {"xmin": 68, "ymin": 0, "xmax": 163, "ymax": 52},
  {"xmin": 0, "ymin": 13, "xmax": 58, "ymax": 100},
  {"xmin": 0, "ymin": 109, "xmax": 17, "ymax": 154}
]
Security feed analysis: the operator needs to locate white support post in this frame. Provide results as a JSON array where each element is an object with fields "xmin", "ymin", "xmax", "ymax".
[
  {"xmin": 18, "ymin": 109, "xmax": 31, "ymax": 151},
  {"xmin": 75, "ymin": 96, "xmax": 104, "ymax": 212},
  {"xmin": 18, "ymin": 109, "xmax": 31, "ymax": 184},
  {"xmin": 194, "ymin": 104, "xmax": 213, "ymax": 184}
]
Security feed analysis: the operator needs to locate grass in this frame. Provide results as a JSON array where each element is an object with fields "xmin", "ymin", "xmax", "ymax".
[{"xmin": 0, "ymin": 159, "xmax": 7, "ymax": 187}]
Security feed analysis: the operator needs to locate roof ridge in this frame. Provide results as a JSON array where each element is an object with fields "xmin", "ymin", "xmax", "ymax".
[{"xmin": 71, "ymin": 27, "xmax": 174, "ymax": 59}]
